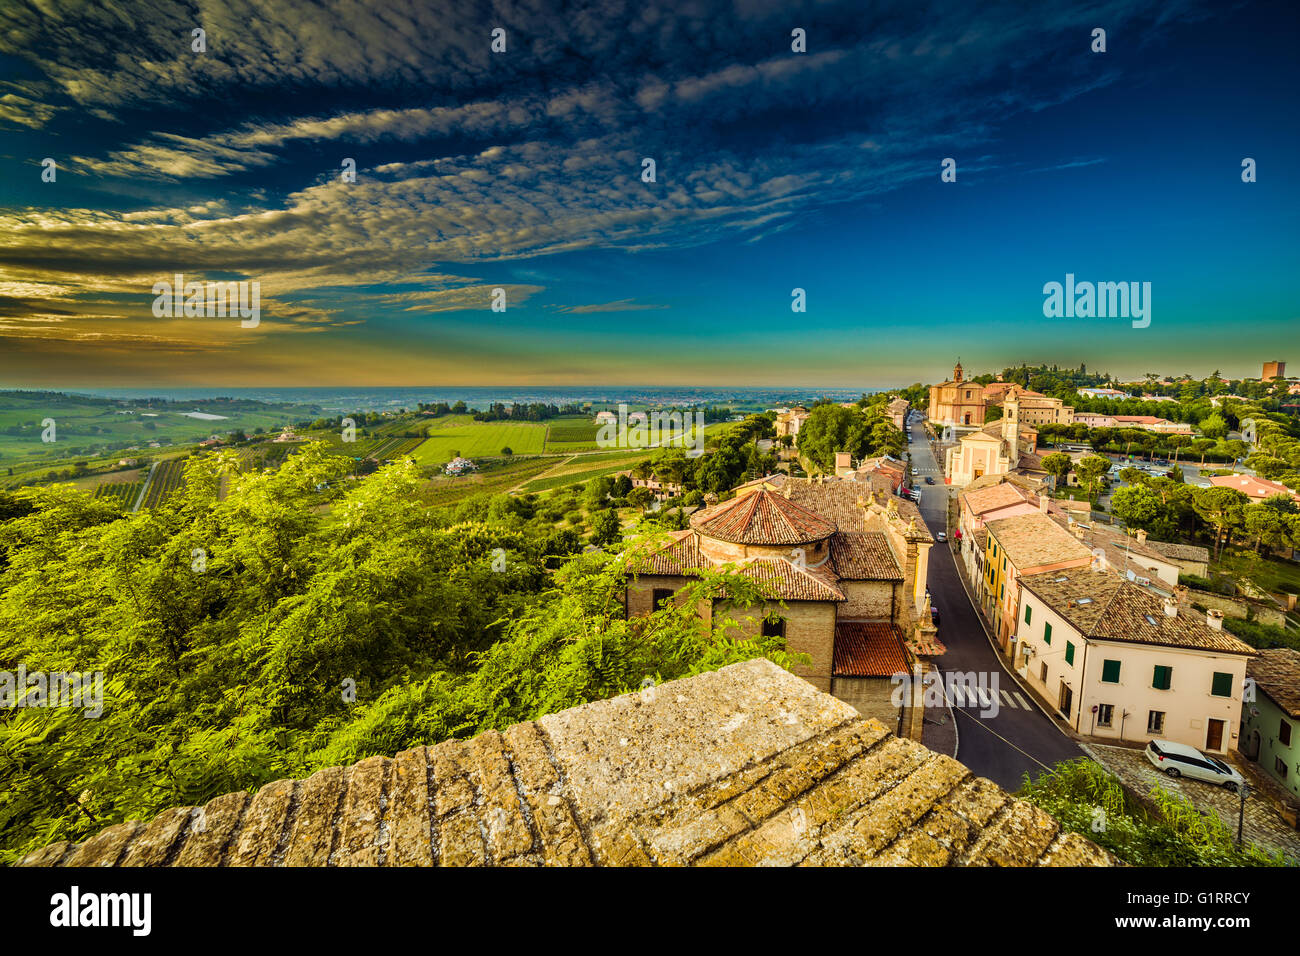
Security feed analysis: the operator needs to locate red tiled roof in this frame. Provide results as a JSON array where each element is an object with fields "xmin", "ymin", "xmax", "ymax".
[
  {"xmin": 638, "ymin": 530, "xmax": 709, "ymax": 576},
  {"xmin": 829, "ymin": 531, "xmax": 903, "ymax": 580},
  {"xmin": 734, "ymin": 557, "xmax": 845, "ymax": 602},
  {"xmin": 690, "ymin": 488, "xmax": 836, "ymax": 545},
  {"xmin": 833, "ymin": 622, "xmax": 910, "ymax": 677}
]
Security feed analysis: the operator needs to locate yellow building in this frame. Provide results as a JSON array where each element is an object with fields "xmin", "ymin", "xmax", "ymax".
[
  {"xmin": 945, "ymin": 399, "xmax": 1040, "ymax": 487},
  {"xmin": 928, "ymin": 362, "xmax": 987, "ymax": 428}
]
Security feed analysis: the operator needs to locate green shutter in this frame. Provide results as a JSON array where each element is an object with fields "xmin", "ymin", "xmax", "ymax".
[
  {"xmin": 1025, "ymin": 605, "xmax": 1032, "ymax": 624},
  {"xmin": 1043, "ymin": 622, "xmax": 1052, "ymax": 645},
  {"xmin": 1211, "ymin": 672, "xmax": 1233, "ymax": 697},
  {"xmin": 1101, "ymin": 659, "xmax": 1121, "ymax": 683},
  {"xmin": 1153, "ymin": 665, "xmax": 1172, "ymax": 690},
  {"xmin": 1065, "ymin": 642, "xmax": 1075, "ymax": 666}
]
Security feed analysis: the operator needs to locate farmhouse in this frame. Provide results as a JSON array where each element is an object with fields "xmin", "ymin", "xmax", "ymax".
[
  {"xmin": 625, "ymin": 482, "xmax": 940, "ymax": 721},
  {"xmin": 444, "ymin": 456, "xmax": 477, "ymax": 476}
]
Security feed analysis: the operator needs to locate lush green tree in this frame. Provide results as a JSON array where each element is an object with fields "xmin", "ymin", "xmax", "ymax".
[
  {"xmin": 627, "ymin": 487, "xmax": 655, "ymax": 512},
  {"xmin": 1075, "ymin": 455, "xmax": 1111, "ymax": 499},
  {"xmin": 588, "ymin": 508, "xmax": 622, "ymax": 547},
  {"xmin": 1041, "ymin": 452, "xmax": 1072, "ymax": 488}
]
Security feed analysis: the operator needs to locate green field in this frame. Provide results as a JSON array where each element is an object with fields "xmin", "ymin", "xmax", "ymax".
[
  {"xmin": 0, "ymin": 392, "xmax": 322, "ymax": 473},
  {"xmin": 408, "ymin": 422, "xmax": 548, "ymax": 465},
  {"xmin": 93, "ymin": 480, "xmax": 143, "ymax": 510},
  {"xmin": 417, "ymin": 458, "xmax": 556, "ymax": 507},
  {"xmin": 140, "ymin": 460, "xmax": 188, "ymax": 509}
]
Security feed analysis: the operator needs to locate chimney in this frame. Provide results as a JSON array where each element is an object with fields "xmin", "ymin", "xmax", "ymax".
[
  {"xmin": 835, "ymin": 451, "xmax": 851, "ymax": 472},
  {"xmin": 1163, "ymin": 597, "xmax": 1178, "ymax": 618},
  {"xmin": 1207, "ymin": 609, "xmax": 1224, "ymax": 630},
  {"xmin": 1135, "ymin": 529, "xmax": 1148, "ymax": 544},
  {"xmin": 1038, "ymin": 495, "xmax": 1049, "ymax": 514},
  {"xmin": 1173, "ymin": 584, "xmax": 1188, "ymax": 605}
]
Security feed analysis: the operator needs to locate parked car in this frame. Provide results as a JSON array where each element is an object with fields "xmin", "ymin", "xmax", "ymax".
[
  {"xmin": 935, "ymin": 531, "xmax": 947, "ymax": 542},
  {"xmin": 924, "ymin": 476, "xmax": 935, "ymax": 485},
  {"xmin": 1144, "ymin": 739, "xmax": 1244, "ymax": 791}
]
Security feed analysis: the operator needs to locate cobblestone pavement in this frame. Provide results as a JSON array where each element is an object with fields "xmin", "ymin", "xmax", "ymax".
[{"xmin": 1087, "ymin": 743, "xmax": 1300, "ymax": 859}]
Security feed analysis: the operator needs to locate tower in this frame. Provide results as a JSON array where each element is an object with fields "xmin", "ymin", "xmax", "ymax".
[{"xmin": 953, "ymin": 360, "xmax": 963, "ymax": 383}]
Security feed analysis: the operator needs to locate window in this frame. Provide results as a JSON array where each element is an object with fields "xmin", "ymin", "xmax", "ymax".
[
  {"xmin": 1040, "ymin": 662, "xmax": 1048, "ymax": 683},
  {"xmin": 1101, "ymin": 659, "xmax": 1121, "ymax": 683},
  {"xmin": 1025, "ymin": 605, "xmax": 1032, "ymax": 624},
  {"xmin": 1152, "ymin": 665, "xmax": 1172, "ymax": 690},
  {"xmin": 761, "ymin": 616, "xmax": 786, "ymax": 639},
  {"xmin": 1065, "ymin": 642, "xmax": 1075, "ymax": 666},
  {"xmin": 652, "ymin": 588, "xmax": 674, "ymax": 609},
  {"xmin": 1276, "ymin": 756, "xmax": 1289, "ymax": 779},
  {"xmin": 1210, "ymin": 672, "xmax": 1233, "ymax": 698},
  {"xmin": 1097, "ymin": 703, "xmax": 1114, "ymax": 727},
  {"xmin": 1043, "ymin": 622, "xmax": 1052, "ymax": 645},
  {"xmin": 1147, "ymin": 710, "xmax": 1165, "ymax": 734},
  {"xmin": 1282, "ymin": 720, "xmax": 1293, "ymax": 747}
]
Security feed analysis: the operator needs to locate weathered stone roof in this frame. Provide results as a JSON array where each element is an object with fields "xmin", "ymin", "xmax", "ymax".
[{"xmin": 17, "ymin": 660, "xmax": 1114, "ymax": 868}]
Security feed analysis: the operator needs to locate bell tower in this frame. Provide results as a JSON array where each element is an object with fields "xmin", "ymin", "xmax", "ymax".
[{"xmin": 953, "ymin": 360, "xmax": 963, "ymax": 383}]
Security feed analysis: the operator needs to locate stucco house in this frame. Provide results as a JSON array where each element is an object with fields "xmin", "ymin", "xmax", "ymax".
[
  {"xmin": 1016, "ymin": 568, "xmax": 1255, "ymax": 752},
  {"xmin": 1241, "ymin": 648, "xmax": 1300, "ymax": 797}
]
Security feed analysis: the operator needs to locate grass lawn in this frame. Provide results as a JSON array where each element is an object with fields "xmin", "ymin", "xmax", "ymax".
[
  {"xmin": 408, "ymin": 422, "xmax": 548, "ymax": 466},
  {"xmin": 1216, "ymin": 550, "xmax": 1300, "ymax": 596}
]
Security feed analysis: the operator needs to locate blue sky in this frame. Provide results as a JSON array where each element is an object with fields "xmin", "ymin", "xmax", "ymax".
[{"xmin": 0, "ymin": 0, "xmax": 1295, "ymax": 387}]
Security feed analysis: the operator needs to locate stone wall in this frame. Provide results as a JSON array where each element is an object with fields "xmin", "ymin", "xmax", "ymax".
[{"xmin": 18, "ymin": 660, "xmax": 1114, "ymax": 868}]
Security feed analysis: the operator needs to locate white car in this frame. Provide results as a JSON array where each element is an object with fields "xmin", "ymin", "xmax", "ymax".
[{"xmin": 1145, "ymin": 739, "xmax": 1244, "ymax": 791}]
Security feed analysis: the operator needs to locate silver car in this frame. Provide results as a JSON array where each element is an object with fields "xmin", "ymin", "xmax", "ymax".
[{"xmin": 1145, "ymin": 739, "xmax": 1245, "ymax": 792}]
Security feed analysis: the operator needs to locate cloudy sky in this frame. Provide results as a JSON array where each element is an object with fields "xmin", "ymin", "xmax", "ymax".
[{"xmin": 0, "ymin": 0, "xmax": 1296, "ymax": 388}]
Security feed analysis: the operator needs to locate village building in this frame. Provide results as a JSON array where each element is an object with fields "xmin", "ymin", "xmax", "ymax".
[
  {"xmin": 1145, "ymin": 541, "xmax": 1211, "ymax": 579},
  {"xmin": 1015, "ymin": 568, "xmax": 1254, "ymax": 753},
  {"xmin": 944, "ymin": 398, "xmax": 1043, "ymax": 488},
  {"xmin": 612, "ymin": 470, "xmax": 683, "ymax": 500},
  {"xmin": 885, "ymin": 396, "xmax": 911, "ymax": 430},
  {"xmin": 1207, "ymin": 473, "xmax": 1300, "ymax": 504},
  {"xmin": 625, "ymin": 481, "xmax": 939, "ymax": 719},
  {"xmin": 1077, "ymin": 387, "xmax": 1131, "ymax": 399},
  {"xmin": 1241, "ymin": 648, "xmax": 1300, "ymax": 795},
  {"xmin": 981, "ymin": 512, "xmax": 1094, "ymax": 654},
  {"xmin": 927, "ymin": 362, "xmax": 987, "ymax": 429},
  {"xmin": 774, "ymin": 406, "xmax": 811, "ymax": 439},
  {"xmin": 443, "ymin": 456, "xmax": 478, "ymax": 476}
]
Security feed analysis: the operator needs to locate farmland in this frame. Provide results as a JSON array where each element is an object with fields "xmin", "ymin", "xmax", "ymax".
[
  {"xmin": 0, "ymin": 391, "xmax": 322, "ymax": 473},
  {"xmin": 94, "ymin": 480, "xmax": 143, "ymax": 510},
  {"xmin": 416, "ymin": 457, "xmax": 556, "ymax": 507},
  {"xmin": 140, "ymin": 459, "xmax": 188, "ymax": 509},
  {"xmin": 409, "ymin": 422, "xmax": 547, "ymax": 465}
]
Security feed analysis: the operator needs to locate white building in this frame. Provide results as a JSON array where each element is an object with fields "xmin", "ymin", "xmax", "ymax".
[{"xmin": 1014, "ymin": 567, "xmax": 1254, "ymax": 753}]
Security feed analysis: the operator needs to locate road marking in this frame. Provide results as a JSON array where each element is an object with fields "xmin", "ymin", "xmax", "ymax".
[{"xmin": 1014, "ymin": 692, "xmax": 1031, "ymax": 709}]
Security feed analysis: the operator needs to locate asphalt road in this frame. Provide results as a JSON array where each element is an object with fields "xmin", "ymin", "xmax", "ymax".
[{"xmin": 906, "ymin": 415, "xmax": 1085, "ymax": 791}]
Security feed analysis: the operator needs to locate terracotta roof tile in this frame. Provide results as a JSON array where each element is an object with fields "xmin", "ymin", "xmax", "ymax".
[
  {"xmin": 830, "ymin": 531, "xmax": 903, "ymax": 580},
  {"xmin": 734, "ymin": 557, "xmax": 845, "ymax": 602},
  {"xmin": 1248, "ymin": 649, "xmax": 1300, "ymax": 717},
  {"xmin": 690, "ymin": 489, "xmax": 836, "ymax": 545},
  {"xmin": 833, "ymin": 622, "xmax": 910, "ymax": 677},
  {"xmin": 985, "ymin": 513, "xmax": 1093, "ymax": 569},
  {"xmin": 1020, "ymin": 568, "xmax": 1256, "ymax": 656}
]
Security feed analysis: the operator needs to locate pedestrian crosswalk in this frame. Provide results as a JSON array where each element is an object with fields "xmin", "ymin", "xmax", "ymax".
[{"xmin": 944, "ymin": 684, "xmax": 1034, "ymax": 712}]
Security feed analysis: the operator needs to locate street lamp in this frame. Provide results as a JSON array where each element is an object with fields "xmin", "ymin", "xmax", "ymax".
[{"xmin": 1237, "ymin": 781, "xmax": 1251, "ymax": 848}]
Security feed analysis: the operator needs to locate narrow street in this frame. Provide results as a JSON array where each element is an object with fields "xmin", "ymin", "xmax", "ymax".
[{"xmin": 908, "ymin": 415, "xmax": 1085, "ymax": 791}]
